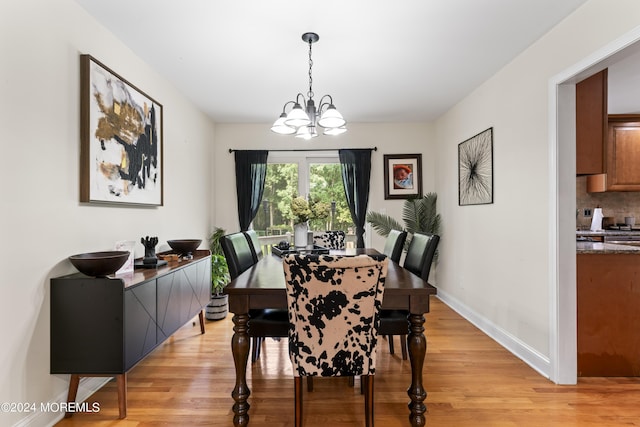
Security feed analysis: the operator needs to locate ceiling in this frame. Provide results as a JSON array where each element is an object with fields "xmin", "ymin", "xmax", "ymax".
[{"xmin": 74, "ymin": 0, "xmax": 588, "ymax": 124}]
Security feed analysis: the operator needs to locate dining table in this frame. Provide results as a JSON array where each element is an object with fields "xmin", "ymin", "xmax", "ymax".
[{"xmin": 224, "ymin": 248, "xmax": 437, "ymax": 426}]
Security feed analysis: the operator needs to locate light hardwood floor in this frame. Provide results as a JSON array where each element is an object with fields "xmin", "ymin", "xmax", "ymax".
[{"xmin": 55, "ymin": 297, "xmax": 640, "ymax": 426}]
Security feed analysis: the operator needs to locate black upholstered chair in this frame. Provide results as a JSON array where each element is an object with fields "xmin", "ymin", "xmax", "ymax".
[
  {"xmin": 404, "ymin": 233, "xmax": 439, "ymax": 280},
  {"xmin": 379, "ymin": 233, "xmax": 440, "ymax": 359},
  {"xmin": 379, "ymin": 230, "xmax": 409, "ymax": 357},
  {"xmin": 222, "ymin": 232, "xmax": 288, "ymax": 362},
  {"xmin": 221, "ymin": 232, "xmax": 255, "ymax": 280},
  {"xmin": 313, "ymin": 230, "xmax": 346, "ymax": 249},
  {"xmin": 283, "ymin": 254, "xmax": 388, "ymax": 427},
  {"xmin": 382, "ymin": 229, "xmax": 407, "ymax": 263},
  {"xmin": 244, "ymin": 229, "xmax": 263, "ymax": 259}
]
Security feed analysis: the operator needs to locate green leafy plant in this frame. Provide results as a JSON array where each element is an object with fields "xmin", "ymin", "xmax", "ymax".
[
  {"xmin": 367, "ymin": 192, "xmax": 441, "ymax": 249},
  {"xmin": 290, "ymin": 196, "xmax": 312, "ymax": 224},
  {"xmin": 209, "ymin": 227, "xmax": 230, "ymax": 296},
  {"xmin": 309, "ymin": 196, "xmax": 331, "ymax": 223},
  {"xmin": 290, "ymin": 195, "xmax": 331, "ymax": 227}
]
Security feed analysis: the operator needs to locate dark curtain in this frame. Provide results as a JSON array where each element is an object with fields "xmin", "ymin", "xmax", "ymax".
[
  {"xmin": 234, "ymin": 150, "xmax": 269, "ymax": 231},
  {"xmin": 339, "ymin": 149, "xmax": 372, "ymax": 248}
]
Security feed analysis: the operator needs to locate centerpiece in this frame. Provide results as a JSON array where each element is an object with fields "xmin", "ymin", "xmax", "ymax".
[{"xmin": 291, "ymin": 196, "xmax": 311, "ymax": 248}]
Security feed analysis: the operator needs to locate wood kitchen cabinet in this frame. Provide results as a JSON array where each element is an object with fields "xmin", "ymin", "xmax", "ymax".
[
  {"xmin": 577, "ymin": 253, "xmax": 640, "ymax": 376},
  {"xmin": 606, "ymin": 114, "xmax": 640, "ymax": 191},
  {"xmin": 576, "ymin": 69, "xmax": 608, "ymax": 175},
  {"xmin": 51, "ymin": 250, "xmax": 211, "ymax": 418}
]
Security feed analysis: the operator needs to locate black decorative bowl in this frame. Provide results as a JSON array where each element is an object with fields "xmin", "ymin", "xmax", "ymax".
[
  {"xmin": 167, "ymin": 239, "xmax": 202, "ymax": 256},
  {"xmin": 69, "ymin": 251, "xmax": 130, "ymax": 277}
]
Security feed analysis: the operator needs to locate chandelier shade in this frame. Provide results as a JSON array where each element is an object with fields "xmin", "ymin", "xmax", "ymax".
[
  {"xmin": 323, "ymin": 126, "xmax": 347, "ymax": 136},
  {"xmin": 284, "ymin": 102, "xmax": 311, "ymax": 128},
  {"xmin": 270, "ymin": 112, "xmax": 297, "ymax": 134},
  {"xmin": 271, "ymin": 32, "xmax": 346, "ymax": 138},
  {"xmin": 317, "ymin": 105, "xmax": 346, "ymax": 128},
  {"xmin": 295, "ymin": 124, "xmax": 318, "ymax": 140}
]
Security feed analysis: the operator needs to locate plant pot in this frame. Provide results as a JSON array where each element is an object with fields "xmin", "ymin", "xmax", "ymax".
[
  {"xmin": 206, "ymin": 293, "xmax": 229, "ymax": 321},
  {"xmin": 294, "ymin": 223, "xmax": 308, "ymax": 248}
]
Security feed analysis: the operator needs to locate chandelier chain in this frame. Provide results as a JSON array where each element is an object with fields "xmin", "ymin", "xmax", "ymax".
[{"xmin": 307, "ymin": 39, "xmax": 314, "ymax": 100}]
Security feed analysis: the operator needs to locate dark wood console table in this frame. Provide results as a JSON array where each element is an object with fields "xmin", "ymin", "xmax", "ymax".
[{"xmin": 50, "ymin": 249, "xmax": 211, "ymax": 419}]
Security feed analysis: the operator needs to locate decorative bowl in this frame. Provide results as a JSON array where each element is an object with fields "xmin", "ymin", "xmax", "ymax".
[
  {"xmin": 69, "ymin": 251, "xmax": 130, "ymax": 277},
  {"xmin": 167, "ymin": 239, "xmax": 202, "ymax": 256}
]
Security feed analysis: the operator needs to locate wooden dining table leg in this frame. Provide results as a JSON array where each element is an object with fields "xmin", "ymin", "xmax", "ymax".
[
  {"xmin": 407, "ymin": 312, "xmax": 427, "ymax": 427},
  {"xmin": 231, "ymin": 312, "xmax": 251, "ymax": 427}
]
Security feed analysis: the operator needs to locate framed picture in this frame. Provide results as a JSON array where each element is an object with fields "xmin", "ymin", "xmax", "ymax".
[
  {"xmin": 458, "ymin": 127, "xmax": 493, "ymax": 206},
  {"xmin": 80, "ymin": 54, "xmax": 163, "ymax": 206},
  {"xmin": 383, "ymin": 154, "xmax": 423, "ymax": 200}
]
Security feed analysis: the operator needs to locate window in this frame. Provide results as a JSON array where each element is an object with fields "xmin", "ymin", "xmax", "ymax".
[{"xmin": 251, "ymin": 152, "xmax": 354, "ymax": 236}]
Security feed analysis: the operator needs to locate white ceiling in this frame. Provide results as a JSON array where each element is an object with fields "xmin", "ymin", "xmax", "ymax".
[{"xmin": 74, "ymin": 0, "xmax": 588, "ymax": 124}]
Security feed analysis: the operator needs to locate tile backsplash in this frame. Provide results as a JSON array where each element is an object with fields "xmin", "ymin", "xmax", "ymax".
[{"xmin": 577, "ymin": 176, "xmax": 640, "ymax": 229}]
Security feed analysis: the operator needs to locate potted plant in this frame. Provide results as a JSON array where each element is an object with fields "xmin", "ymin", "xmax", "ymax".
[
  {"xmin": 367, "ymin": 192, "xmax": 442, "ymax": 257},
  {"xmin": 205, "ymin": 227, "xmax": 231, "ymax": 321},
  {"xmin": 291, "ymin": 196, "xmax": 312, "ymax": 248}
]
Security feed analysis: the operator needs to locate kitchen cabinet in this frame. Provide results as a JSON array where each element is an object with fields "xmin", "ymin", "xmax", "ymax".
[
  {"xmin": 576, "ymin": 69, "xmax": 608, "ymax": 175},
  {"xmin": 51, "ymin": 250, "xmax": 211, "ymax": 418},
  {"xmin": 606, "ymin": 115, "xmax": 640, "ymax": 191},
  {"xmin": 577, "ymin": 252, "xmax": 640, "ymax": 376}
]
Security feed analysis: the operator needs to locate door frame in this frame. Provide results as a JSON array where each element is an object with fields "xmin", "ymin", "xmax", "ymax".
[{"xmin": 549, "ymin": 26, "xmax": 640, "ymax": 384}]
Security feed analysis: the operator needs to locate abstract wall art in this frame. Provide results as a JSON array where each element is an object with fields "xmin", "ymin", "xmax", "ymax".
[
  {"xmin": 80, "ymin": 54, "xmax": 163, "ymax": 206},
  {"xmin": 458, "ymin": 127, "xmax": 493, "ymax": 206}
]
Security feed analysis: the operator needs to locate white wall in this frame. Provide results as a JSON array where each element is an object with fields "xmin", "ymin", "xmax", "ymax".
[
  {"xmin": 213, "ymin": 122, "xmax": 436, "ymax": 253},
  {"xmin": 433, "ymin": 0, "xmax": 640, "ymax": 380},
  {"xmin": 7, "ymin": 1, "xmax": 640, "ymax": 424},
  {"xmin": 0, "ymin": 1, "xmax": 214, "ymax": 425}
]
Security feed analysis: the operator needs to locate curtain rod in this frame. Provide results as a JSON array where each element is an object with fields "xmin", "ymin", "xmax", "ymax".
[{"xmin": 228, "ymin": 147, "xmax": 377, "ymax": 153}]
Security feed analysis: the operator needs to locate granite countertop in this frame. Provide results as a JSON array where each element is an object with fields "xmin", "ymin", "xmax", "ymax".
[
  {"xmin": 577, "ymin": 241, "xmax": 640, "ymax": 254},
  {"xmin": 576, "ymin": 229, "xmax": 640, "ymax": 237}
]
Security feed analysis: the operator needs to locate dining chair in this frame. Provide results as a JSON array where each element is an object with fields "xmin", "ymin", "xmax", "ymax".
[
  {"xmin": 244, "ymin": 229, "xmax": 263, "ymax": 259},
  {"xmin": 313, "ymin": 230, "xmax": 346, "ymax": 249},
  {"xmin": 379, "ymin": 232, "xmax": 440, "ymax": 360},
  {"xmin": 382, "ymin": 229, "xmax": 407, "ymax": 263},
  {"xmin": 283, "ymin": 253, "xmax": 388, "ymax": 427},
  {"xmin": 222, "ymin": 232, "xmax": 288, "ymax": 362},
  {"xmin": 221, "ymin": 232, "xmax": 255, "ymax": 279}
]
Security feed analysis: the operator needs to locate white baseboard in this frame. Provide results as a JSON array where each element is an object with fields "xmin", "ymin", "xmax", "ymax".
[
  {"xmin": 13, "ymin": 376, "xmax": 111, "ymax": 427},
  {"xmin": 434, "ymin": 289, "xmax": 551, "ymax": 379}
]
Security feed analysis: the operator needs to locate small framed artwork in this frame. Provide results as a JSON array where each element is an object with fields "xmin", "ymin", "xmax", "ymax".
[
  {"xmin": 80, "ymin": 54, "xmax": 163, "ymax": 206},
  {"xmin": 458, "ymin": 127, "xmax": 493, "ymax": 206},
  {"xmin": 383, "ymin": 154, "xmax": 423, "ymax": 200}
]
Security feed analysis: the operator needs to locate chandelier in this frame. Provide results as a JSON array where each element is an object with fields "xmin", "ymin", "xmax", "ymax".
[{"xmin": 271, "ymin": 32, "xmax": 346, "ymax": 139}]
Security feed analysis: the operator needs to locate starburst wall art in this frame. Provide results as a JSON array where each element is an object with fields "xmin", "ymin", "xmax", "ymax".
[{"xmin": 458, "ymin": 127, "xmax": 493, "ymax": 206}]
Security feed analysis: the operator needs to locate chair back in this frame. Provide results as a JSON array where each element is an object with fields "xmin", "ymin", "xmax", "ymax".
[
  {"xmin": 313, "ymin": 230, "xmax": 346, "ymax": 249},
  {"xmin": 403, "ymin": 233, "xmax": 440, "ymax": 281},
  {"xmin": 382, "ymin": 229, "xmax": 407, "ymax": 263},
  {"xmin": 221, "ymin": 232, "xmax": 256, "ymax": 280},
  {"xmin": 283, "ymin": 254, "xmax": 388, "ymax": 378},
  {"xmin": 244, "ymin": 230, "xmax": 262, "ymax": 261}
]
